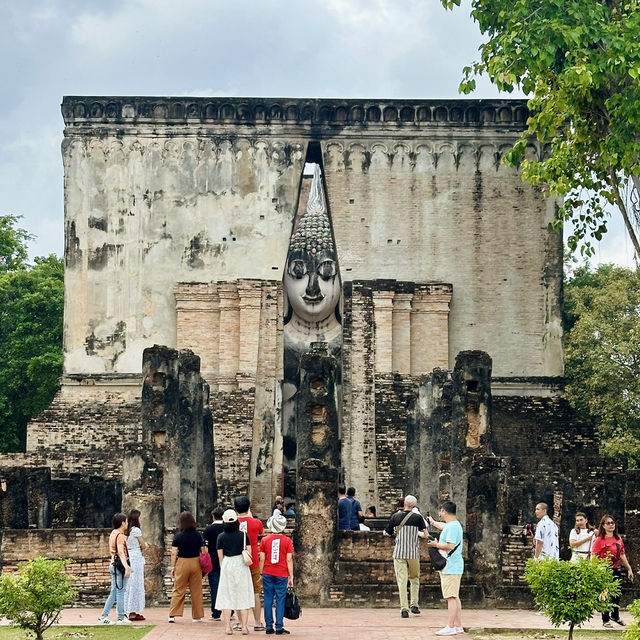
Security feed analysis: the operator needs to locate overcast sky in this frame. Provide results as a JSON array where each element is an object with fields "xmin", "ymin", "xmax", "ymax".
[{"xmin": 0, "ymin": 0, "xmax": 633, "ymax": 267}]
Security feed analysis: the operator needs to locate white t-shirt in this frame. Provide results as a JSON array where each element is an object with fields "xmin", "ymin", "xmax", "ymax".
[
  {"xmin": 569, "ymin": 528, "xmax": 594, "ymax": 562},
  {"xmin": 534, "ymin": 515, "xmax": 559, "ymax": 559}
]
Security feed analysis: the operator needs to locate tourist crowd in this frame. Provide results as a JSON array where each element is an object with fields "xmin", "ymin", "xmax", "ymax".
[{"xmin": 97, "ymin": 492, "xmax": 634, "ymax": 635}]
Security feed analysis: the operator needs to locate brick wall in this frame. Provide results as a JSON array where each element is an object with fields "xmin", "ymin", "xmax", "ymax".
[
  {"xmin": 0, "ymin": 529, "xmax": 112, "ymax": 605},
  {"xmin": 211, "ymin": 388, "xmax": 255, "ymax": 504},
  {"xmin": 27, "ymin": 385, "xmax": 141, "ymax": 479}
]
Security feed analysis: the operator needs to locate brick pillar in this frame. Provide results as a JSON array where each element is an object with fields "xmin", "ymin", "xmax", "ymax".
[
  {"xmin": 410, "ymin": 285, "xmax": 452, "ymax": 375},
  {"xmin": 392, "ymin": 292, "xmax": 412, "ymax": 374},
  {"xmin": 373, "ymin": 290, "xmax": 394, "ymax": 373},
  {"xmin": 174, "ymin": 283, "xmax": 219, "ymax": 386},
  {"xmin": 237, "ymin": 280, "xmax": 262, "ymax": 390},
  {"xmin": 217, "ymin": 283, "xmax": 240, "ymax": 391}
]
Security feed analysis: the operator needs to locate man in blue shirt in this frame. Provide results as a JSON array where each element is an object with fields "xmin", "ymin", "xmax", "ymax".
[
  {"xmin": 337, "ymin": 486, "xmax": 351, "ymax": 530},
  {"xmin": 347, "ymin": 487, "xmax": 363, "ymax": 531},
  {"xmin": 428, "ymin": 501, "xmax": 464, "ymax": 636}
]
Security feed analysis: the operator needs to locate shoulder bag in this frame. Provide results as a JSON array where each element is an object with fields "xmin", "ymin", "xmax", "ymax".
[
  {"xmin": 284, "ymin": 587, "xmax": 302, "ymax": 620},
  {"xmin": 428, "ymin": 539, "xmax": 461, "ymax": 571},
  {"xmin": 112, "ymin": 533, "xmax": 128, "ymax": 589},
  {"xmin": 242, "ymin": 531, "xmax": 253, "ymax": 567},
  {"xmin": 199, "ymin": 550, "xmax": 213, "ymax": 574}
]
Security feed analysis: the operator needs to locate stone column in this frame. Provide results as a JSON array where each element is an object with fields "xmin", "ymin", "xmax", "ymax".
[
  {"xmin": 372, "ymin": 290, "xmax": 394, "ymax": 374},
  {"xmin": 122, "ymin": 449, "xmax": 165, "ymax": 602},
  {"xmin": 217, "ymin": 283, "xmax": 240, "ymax": 391},
  {"xmin": 294, "ymin": 459, "xmax": 338, "ymax": 604},
  {"xmin": 140, "ymin": 345, "xmax": 215, "ymax": 529},
  {"xmin": 237, "ymin": 280, "xmax": 262, "ymax": 390},
  {"xmin": 392, "ymin": 292, "xmax": 412, "ymax": 374},
  {"xmin": 174, "ymin": 283, "xmax": 219, "ymax": 385},
  {"xmin": 296, "ymin": 343, "xmax": 340, "ymax": 470},
  {"xmin": 410, "ymin": 285, "xmax": 452, "ymax": 375}
]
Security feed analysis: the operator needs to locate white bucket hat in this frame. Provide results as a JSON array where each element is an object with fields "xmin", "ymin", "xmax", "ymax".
[{"xmin": 267, "ymin": 514, "xmax": 287, "ymax": 533}]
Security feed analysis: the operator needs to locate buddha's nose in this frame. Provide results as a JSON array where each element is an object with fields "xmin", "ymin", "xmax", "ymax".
[{"xmin": 305, "ymin": 271, "xmax": 323, "ymax": 299}]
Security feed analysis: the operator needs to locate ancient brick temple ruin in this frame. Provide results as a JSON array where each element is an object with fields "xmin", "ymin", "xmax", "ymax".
[{"xmin": 1, "ymin": 97, "xmax": 638, "ymax": 606}]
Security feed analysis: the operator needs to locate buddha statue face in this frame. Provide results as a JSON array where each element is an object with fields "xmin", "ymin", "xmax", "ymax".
[
  {"xmin": 284, "ymin": 164, "xmax": 341, "ymax": 326},
  {"xmin": 285, "ymin": 247, "xmax": 341, "ymax": 324}
]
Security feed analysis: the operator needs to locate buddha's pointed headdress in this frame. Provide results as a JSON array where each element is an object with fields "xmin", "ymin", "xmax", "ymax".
[{"xmin": 290, "ymin": 164, "xmax": 334, "ymax": 255}]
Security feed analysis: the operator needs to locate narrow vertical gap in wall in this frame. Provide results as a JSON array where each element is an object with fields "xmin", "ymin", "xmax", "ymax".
[{"xmin": 281, "ymin": 139, "xmax": 344, "ymax": 501}]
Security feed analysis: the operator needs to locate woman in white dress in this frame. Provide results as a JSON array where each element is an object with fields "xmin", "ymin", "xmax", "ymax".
[
  {"xmin": 124, "ymin": 509, "xmax": 148, "ymax": 621},
  {"xmin": 569, "ymin": 511, "xmax": 594, "ymax": 562},
  {"xmin": 215, "ymin": 509, "xmax": 255, "ymax": 635}
]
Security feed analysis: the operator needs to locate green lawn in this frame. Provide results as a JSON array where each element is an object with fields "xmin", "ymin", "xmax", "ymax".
[
  {"xmin": 0, "ymin": 626, "xmax": 152, "ymax": 639},
  {"xmin": 470, "ymin": 632, "xmax": 625, "ymax": 640}
]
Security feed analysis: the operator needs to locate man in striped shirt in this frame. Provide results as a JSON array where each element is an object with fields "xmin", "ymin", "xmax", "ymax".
[{"xmin": 383, "ymin": 495, "xmax": 427, "ymax": 618}]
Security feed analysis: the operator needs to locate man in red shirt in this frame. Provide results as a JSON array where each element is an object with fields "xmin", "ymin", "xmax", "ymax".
[
  {"xmin": 260, "ymin": 514, "xmax": 294, "ymax": 635},
  {"xmin": 235, "ymin": 496, "xmax": 265, "ymax": 631}
]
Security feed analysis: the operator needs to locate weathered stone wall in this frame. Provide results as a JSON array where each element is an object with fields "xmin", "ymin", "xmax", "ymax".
[
  {"xmin": 60, "ymin": 97, "xmax": 562, "ymax": 382},
  {"xmin": 173, "ymin": 279, "xmax": 283, "ymax": 516},
  {"xmin": 0, "ymin": 458, "xmax": 122, "ymax": 529}
]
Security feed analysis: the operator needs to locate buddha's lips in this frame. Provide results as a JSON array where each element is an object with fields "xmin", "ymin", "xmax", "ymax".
[{"xmin": 302, "ymin": 295, "xmax": 324, "ymax": 304}]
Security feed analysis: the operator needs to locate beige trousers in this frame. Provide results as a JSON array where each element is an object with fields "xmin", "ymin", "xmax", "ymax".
[
  {"xmin": 393, "ymin": 558, "xmax": 420, "ymax": 611},
  {"xmin": 169, "ymin": 556, "xmax": 204, "ymax": 619}
]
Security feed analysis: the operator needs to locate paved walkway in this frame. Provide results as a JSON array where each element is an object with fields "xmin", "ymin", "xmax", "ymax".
[{"xmin": 56, "ymin": 607, "xmax": 630, "ymax": 639}]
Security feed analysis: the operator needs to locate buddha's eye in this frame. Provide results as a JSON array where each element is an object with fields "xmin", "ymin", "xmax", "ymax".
[
  {"xmin": 288, "ymin": 259, "xmax": 307, "ymax": 279},
  {"xmin": 317, "ymin": 260, "xmax": 336, "ymax": 280}
]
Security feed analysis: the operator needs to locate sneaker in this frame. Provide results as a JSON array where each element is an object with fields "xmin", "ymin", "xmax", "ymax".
[
  {"xmin": 275, "ymin": 630, "xmax": 290, "ymax": 635},
  {"xmin": 436, "ymin": 626, "xmax": 458, "ymax": 636},
  {"xmin": 401, "ymin": 610, "xmax": 409, "ymax": 619},
  {"xmin": 116, "ymin": 618, "xmax": 132, "ymax": 625},
  {"xmin": 255, "ymin": 624, "xmax": 266, "ymax": 631},
  {"xmin": 455, "ymin": 627, "xmax": 465, "ymax": 634},
  {"xmin": 98, "ymin": 616, "xmax": 114, "ymax": 625},
  {"xmin": 168, "ymin": 616, "xmax": 175, "ymax": 623},
  {"xmin": 410, "ymin": 606, "xmax": 421, "ymax": 615},
  {"xmin": 193, "ymin": 618, "xmax": 203, "ymax": 623},
  {"xmin": 213, "ymin": 616, "xmax": 222, "ymax": 621},
  {"xmin": 613, "ymin": 619, "xmax": 626, "ymax": 627},
  {"xmin": 266, "ymin": 629, "xmax": 275, "ymax": 635}
]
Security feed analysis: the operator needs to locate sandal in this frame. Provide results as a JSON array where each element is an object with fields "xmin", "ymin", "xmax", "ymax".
[
  {"xmin": 254, "ymin": 624, "xmax": 266, "ymax": 631},
  {"xmin": 226, "ymin": 628, "xmax": 234, "ymax": 635},
  {"xmin": 242, "ymin": 629, "xmax": 249, "ymax": 636},
  {"xmin": 233, "ymin": 623, "xmax": 243, "ymax": 631}
]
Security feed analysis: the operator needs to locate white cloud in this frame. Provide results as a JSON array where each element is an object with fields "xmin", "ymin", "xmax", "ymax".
[{"xmin": 0, "ymin": 0, "xmax": 629, "ymax": 267}]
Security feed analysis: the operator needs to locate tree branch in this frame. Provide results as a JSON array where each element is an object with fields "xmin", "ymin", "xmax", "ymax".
[{"xmin": 610, "ymin": 170, "xmax": 640, "ymax": 261}]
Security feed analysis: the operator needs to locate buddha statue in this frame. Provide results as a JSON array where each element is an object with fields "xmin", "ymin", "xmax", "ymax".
[{"xmin": 282, "ymin": 163, "xmax": 342, "ymax": 495}]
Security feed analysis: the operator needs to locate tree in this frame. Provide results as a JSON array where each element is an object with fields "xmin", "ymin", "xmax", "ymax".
[
  {"xmin": 0, "ymin": 214, "xmax": 31, "ymax": 271},
  {"xmin": 0, "ymin": 557, "xmax": 76, "ymax": 640},
  {"xmin": 525, "ymin": 557, "xmax": 620, "ymax": 640},
  {"xmin": 564, "ymin": 264, "xmax": 640, "ymax": 459},
  {"xmin": 0, "ymin": 215, "xmax": 63, "ymax": 452},
  {"xmin": 441, "ymin": 0, "xmax": 640, "ymax": 260}
]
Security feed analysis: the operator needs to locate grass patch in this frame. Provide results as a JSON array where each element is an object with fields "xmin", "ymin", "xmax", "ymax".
[
  {"xmin": 470, "ymin": 632, "xmax": 624, "ymax": 640},
  {"xmin": 0, "ymin": 626, "xmax": 152, "ymax": 640}
]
